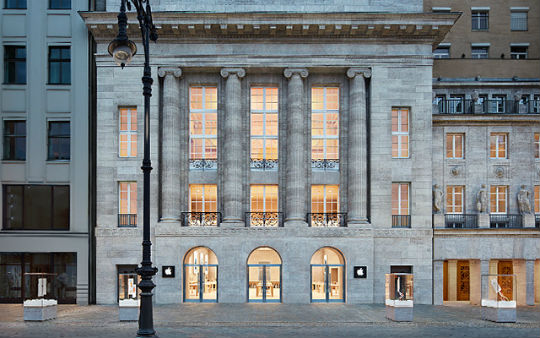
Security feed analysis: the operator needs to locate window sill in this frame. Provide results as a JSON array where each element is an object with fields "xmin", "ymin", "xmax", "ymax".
[
  {"xmin": 1, "ymin": 160, "xmax": 26, "ymax": 163},
  {"xmin": 46, "ymin": 160, "xmax": 71, "ymax": 163},
  {"xmin": 2, "ymin": 83, "xmax": 27, "ymax": 87},
  {"xmin": 46, "ymin": 83, "xmax": 71, "ymax": 87}
]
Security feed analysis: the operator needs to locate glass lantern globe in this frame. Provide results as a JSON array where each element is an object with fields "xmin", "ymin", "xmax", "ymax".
[{"xmin": 108, "ymin": 39, "xmax": 137, "ymax": 68}]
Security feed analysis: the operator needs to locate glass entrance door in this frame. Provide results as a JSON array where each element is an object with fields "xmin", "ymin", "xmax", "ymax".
[
  {"xmin": 311, "ymin": 264, "xmax": 344, "ymax": 302},
  {"xmin": 248, "ymin": 264, "xmax": 281, "ymax": 302},
  {"xmin": 184, "ymin": 264, "xmax": 218, "ymax": 302}
]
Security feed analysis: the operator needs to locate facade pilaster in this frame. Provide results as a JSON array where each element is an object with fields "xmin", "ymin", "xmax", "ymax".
[
  {"xmin": 433, "ymin": 260, "xmax": 444, "ymax": 305},
  {"xmin": 283, "ymin": 68, "xmax": 309, "ymax": 227},
  {"xmin": 346, "ymin": 68, "xmax": 371, "ymax": 226},
  {"xmin": 526, "ymin": 259, "xmax": 535, "ymax": 305},
  {"xmin": 220, "ymin": 68, "xmax": 246, "ymax": 226}
]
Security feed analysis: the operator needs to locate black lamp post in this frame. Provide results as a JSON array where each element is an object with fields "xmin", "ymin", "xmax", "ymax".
[{"xmin": 108, "ymin": 1, "xmax": 158, "ymax": 337}]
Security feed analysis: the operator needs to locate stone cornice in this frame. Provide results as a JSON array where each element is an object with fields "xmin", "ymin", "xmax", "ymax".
[
  {"xmin": 346, "ymin": 67, "xmax": 372, "ymax": 78},
  {"xmin": 433, "ymin": 114, "xmax": 540, "ymax": 126},
  {"xmin": 157, "ymin": 67, "xmax": 182, "ymax": 78},
  {"xmin": 220, "ymin": 68, "xmax": 246, "ymax": 78},
  {"xmin": 283, "ymin": 68, "xmax": 308, "ymax": 78}
]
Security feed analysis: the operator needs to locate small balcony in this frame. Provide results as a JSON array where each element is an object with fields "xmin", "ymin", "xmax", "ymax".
[
  {"xmin": 118, "ymin": 214, "xmax": 137, "ymax": 227},
  {"xmin": 245, "ymin": 212, "xmax": 283, "ymax": 227},
  {"xmin": 434, "ymin": 99, "xmax": 540, "ymax": 115},
  {"xmin": 392, "ymin": 215, "xmax": 411, "ymax": 228},
  {"xmin": 444, "ymin": 214, "xmax": 478, "ymax": 229},
  {"xmin": 489, "ymin": 214, "xmax": 523, "ymax": 228},
  {"xmin": 181, "ymin": 212, "xmax": 222, "ymax": 227},
  {"xmin": 250, "ymin": 158, "xmax": 278, "ymax": 171},
  {"xmin": 189, "ymin": 158, "xmax": 217, "ymax": 170},
  {"xmin": 311, "ymin": 159, "xmax": 339, "ymax": 171},
  {"xmin": 307, "ymin": 213, "xmax": 347, "ymax": 227}
]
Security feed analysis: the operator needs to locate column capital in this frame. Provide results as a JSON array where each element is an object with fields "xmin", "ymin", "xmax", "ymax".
[
  {"xmin": 157, "ymin": 67, "xmax": 182, "ymax": 78},
  {"xmin": 220, "ymin": 68, "xmax": 246, "ymax": 78},
  {"xmin": 346, "ymin": 67, "xmax": 372, "ymax": 79},
  {"xmin": 284, "ymin": 68, "xmax": 309, "ymax": 79}
]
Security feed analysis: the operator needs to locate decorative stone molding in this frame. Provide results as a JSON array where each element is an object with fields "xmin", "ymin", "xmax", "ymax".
[
  {"xmin": 157, "ymin": 67, "xmax": 182, "ymax": 78},
  {"xmin": 494, "ymin": 166, "xmax": 505, "ymax": 179},
  {"xmin": 346, "ymin": 67, "xmax": 372, "ymax": 79},
  {"xmin": 283, "ymin": 68, "xmax": 308, "ymax": 78},
  {"xmin": 220, "ymin": 68, "xmax": 246, "ymax": 78},
  {"xmin": 450, "ymin": 166, "xmax": 461, "ymax": 177}
]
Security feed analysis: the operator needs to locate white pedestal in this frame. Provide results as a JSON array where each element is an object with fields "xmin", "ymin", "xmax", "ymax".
[
  {"xmin": 432, "ymin": 214, "xmax": 445, "ymax": 228},
  {"xmin": 23, "ymin": 299, "xmax": 57, "ymax": 321},
  {"xmin": 119, "ymin": 299, "xmax": 140, "ymax": 321},
  {"xmin": 385, "ymin": 299, "xmax": 413, "ymax": 322},
  {"xmin": 481, "ymin": 300, "xmax": 516, "ymax": 323}
]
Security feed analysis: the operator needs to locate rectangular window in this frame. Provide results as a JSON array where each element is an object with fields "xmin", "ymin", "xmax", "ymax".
[
  {"xmin": 535, "ymin": 133, "xmax": 539, "ymax": 159},
  {"xmin": 391, "ymin": 108, "xmax": 409, "ymax": 158},
  {"xmin": 48, "ymin": 46, "xmax": 70, "ymax": 84},
  {"xmin": 491, "ymin": 95, "xmax": 507, "ymax": 113},
  {"xmin": 490, "ymin": 186, "xmax": 507, "ymax": 214},
  {"xmin": 48, "ymin": 121, "xmax": 70, "ymax": 160},
  {"xmin": 312, "ymin": 87, "xmax": 339, "ymax": 162},
  {"xmin": 250, "ymin": 87, "xmax": 278, "ymax": 168},
  {"xmin": 119, "ymin": 107, "xmax": 137, "ymax": 157},
  {"xmin": 189, "ymin": 86, "xmax": 217, "ymax": 162},
  {"xmin": 250, "ymin": 185, "xmax": 278, "ymax": 213},
  {"xmin": 189, "ymin": 184, "xmax": 217, "ymax": 212},
  {"xmin": 311, "ymin": 185, "xmax": 339, "ymax": 213},
  {"xmin": 446, "ymin": 186, "xmax": 464, "ymax": 214},
  {"xmin": 117, "ymin": 265, "xmax": 140, "ymax": 302},
  {"xmin": 446, "ymin": 133, "xmax": 464, "ymax": 159},
  {"xmin": 510, "ymin": 46, "xmax": 528, "ymax": 59},
  {"xmin": 3, "ymin": 46, "xmax": 26, "ymax": 84},
  {"xmin": 533, "ymin": 95, "xmax": 540, "ymax": 113},
  {"xmin": 118, "ymin": 182, "xmax": 136, "ymax": 227},
  {"xmin": 4, "ymin": 0, "xmax": 26, "ymax": 9},
  {"xmin": 490, "ymin": 133, "xmax": 507, "ymax": 159},
  {"xmin": 3, "ymin": 120, "xmax": 26, "ymax": 160},
  {"xmin": 449, "ymin": 95, "xmax": 464, "ymax": 114},
  {"xmin": 472, "ymin": 11, "xmax": 489, "ymax": 30},
  {"xmin": 434, "ymin": 46, "xmax": 450, "ymax": 59},
  {"xmin": 49, "ymin": 0, "xmax": 70, "ymax": 9},
  {"xmin": 511, "ymin": 11, "xmax": 528, "ymax": 31},
  {"xmin": 471, "ymin": 46, "xmax": 489, "ymax": 59},
  {"xmin": 535, "ymin": 186, "xmax": 539, "ymax": 214},
  {"xmin": 392, "ymin": 183, "xmax": 409, "ymax": 215},
  {"xmin": 2, "ymin": 185, "xmax": 69, "ymax": 230}
]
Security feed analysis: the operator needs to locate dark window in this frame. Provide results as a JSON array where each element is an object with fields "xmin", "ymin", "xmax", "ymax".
[
  {"xmin": 3, "ymin": 46, "xmax": 26, "ymax": 84},
  {"xmin": 433, "ymin": 46, "xmax": 450, "ymax": 59},
  {"xmin": 4, "ymin": 0, "xmax": 26, "ymax": 9},
  {"xmin": 2, "ymin": 185, "xmax": 70, "ymax": 230},
  {"xmin": 49, "ymin": 0, "xmax": 70, "ymax": 9},
  {"xmin": 471, "ymin": 11, "xmax": 489, "ymax": 30},
  {"xmin": 390, "ymin": 266, "xmax": 413, "ymax": 274},
  {"xmin": 471, "ymin": 47, "xmax": 489, "ymax": 59},
  {"xmin": 48, "ymin": 47, "xmax": 70, "ymax": 84},
  {"xmin": 3, "ymin": 120, "xmax": 26, "ymax": 160},
  {"xmin": 510, "ymin": 46, "xmax": 528, "ymax": 60},
  {"xmin": 48, "ymin": 121, "xmax": 70, "ymax": 160}
]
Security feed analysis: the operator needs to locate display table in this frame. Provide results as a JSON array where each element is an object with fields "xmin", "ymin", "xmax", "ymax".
[
  {"xmin": 119, "ymin": 299, "xmax": 140, "ymax": 321},
  {"xmin": 481, "ymin": 300, "xmax": 516, "ymax": 323},
  {"xmin": 385, "ymin": 273, "xmax": 414, "ymax": 322},
  {"xmin": 23, "ymin": 299, "xmax": 57, "ymax": 321},
  {"xmin": 385, "ymin": 299, "xmax": 413, "ymax": 322}
]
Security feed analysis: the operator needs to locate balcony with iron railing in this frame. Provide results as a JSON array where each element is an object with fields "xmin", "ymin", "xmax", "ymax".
[
  {"xmin": 118, "ymin": 214, "xmax": 137, "ymax": 227},
  {"xmin": 250, "ymin": 158, "xmax": 278, "ymax": 171},
  {"xmin": 392, "ymin": 215, "xmax": 411, "ymax": 228},
  {"xmin": 489, "ymin": 214, "xmax": 523, "ymax": 228},
  {"xmin": 311, "ymin": 159, "xmax": 339, "ymax": 171},
  {"xmin": 444, "ymin": 214, "xmax": 478, "ymax": 229},
  {"xmin": 434, "ymin": 99, "xmax": 540, "ymax": 115},
  {"xmin": 181, "ymin": 212, "xmax": 222, "ymax": 227},
  {"xmin": 245, "ymin": 212, "xmax": 283, "ymax": 227},
  {"xmin": 307, "ymin": 213, "xmax": 347, "ymax": 227},
  {"xmin": 189, "ymin": 158, "xmax": 218, "ymax": 170}
]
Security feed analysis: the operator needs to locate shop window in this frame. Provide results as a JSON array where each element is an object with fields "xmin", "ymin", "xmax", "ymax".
[
  {"xmin": 183, "ymin": 247, "xmax": 218, "ymax": 302},
  {"xmin": 117, "ymin": 265, "xmax": 140, "ymax": 302},
  {"xmin": 247, "ymin": 247, "xmax": 282, "ymax": 303},
  {"xmin": 311, "ymin": 247, "xmax": 345, "ymax": 302}
]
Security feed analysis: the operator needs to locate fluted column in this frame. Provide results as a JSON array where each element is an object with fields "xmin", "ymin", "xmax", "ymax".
[
  {"xmin": 284, "ymin": 68, "xmax": 309, "ymax": 226},
  {"xmin": 346, "ymin": 68, "xmax": 371, "ymax": 226},
  {"xmin": 221, "ymin": 68, "xmax": 246, "ymax": 225},
  {"xmin": 158, "ymin": 67, "xmax": 182, "ymax": 222}
]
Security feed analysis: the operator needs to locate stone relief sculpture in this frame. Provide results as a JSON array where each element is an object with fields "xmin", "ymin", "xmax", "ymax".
[
  {"xmin": 517, "ymin": 185, "xmax": 532, "ymax": 214},
  {"xmin": 433, "ymin": 184, "xmax": 443, "ymax": 214},
  {"xmin": 476, "ymin": 184, "xmax": 488, "ymax": 213}
]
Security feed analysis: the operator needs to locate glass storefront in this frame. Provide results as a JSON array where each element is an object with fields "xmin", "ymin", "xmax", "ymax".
[
  {"xmin": 247, "ymin": 247, "xmax": 281, "ymax": 303},
  {"xmin": 117, "ymin": 265, "xmax": 140, "ymax": 302},
  {"xmin": 183, "ymin": 247, "xmax": 218, "ymax": 302},
  {"xmin": 310, "ymin": 247, "xmax": 345, "ymax": 302}
]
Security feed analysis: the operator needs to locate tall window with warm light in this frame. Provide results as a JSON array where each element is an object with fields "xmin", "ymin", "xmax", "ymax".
[
  {"xmin": 119, "ymin": 107, "xmax": 137, "ymax": 157},
  {"xmin": 190, "ymin": 86, "xmax": 217, "ymax": 166},
  {"xmin": 490, "ymin": 133, "xmax": 507, "ymax": 159},
  {"xmin": 118, "ymin": 182, "xmax": 137, "ymax": 227},
  {"xmin": 490, "ymin": 186, "xmax": 507, "ymax": 214},
  {"xmin": 311, "ymin": 87, "xmax": 339, "ymax": 167},
  {"xmin": 250, "ymin": 87, "xmax": 278, "ymax": 170},
  {"xmin": 446, "ymin": 186, "xmax": 464, "ymax": 214},
  {"xmin": 392, "ymin": 108, "xmax": 409, "ymax": 158},
  {"xmin": 446, "ymin": 133, "xmax": 464, "ymax": 159}
]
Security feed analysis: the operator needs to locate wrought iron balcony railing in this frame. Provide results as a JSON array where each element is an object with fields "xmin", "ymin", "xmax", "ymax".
[
  {"xmin": 434, "ymin": 99, "xmax": 540, "ymax": 115},
  {"xmin": 311, "ymin": 159, "xmax": 339, "ymax": 171},
  {"xmin": 118, "ymin": 214, "xmax": 137, "ymax": 227},
  {"xmin": 250, "ymin": 158, "xmax": 278, "ymax": 171},
  {"xmin": 245, "ymin": 212, "xmax": 283, "ymax": 227},
  {"xmin": 307, "ymin": 213, "xmax": 347, "ymax": 227},
  {"xmin": 490, "ymin": 214, "xmax": 523, "ymax": 228},
  {"xmin": 444, "ymin": 214, "xmax": 478, "ymax": 228},
  {"xmin": 392, "ymin": 215, "xmax": 411, "ymax": 228},
  {"xmin": 189, "ymin": 158, "xmax": 217, "ymax": 170},
  {"xmin": 181, "ymin": 212, "xmax": 222, "ymax": 227}
]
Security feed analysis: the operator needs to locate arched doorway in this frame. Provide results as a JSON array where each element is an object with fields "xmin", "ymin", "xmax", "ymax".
[
  {"xmin": 310, "ymin": 247, "xmax": 345, "ymax": 302},
  {"xmin": 247, "ymin": 247, "xmax": 282, "ymax": 302},
  {"xmin": 183, "ymin": 247, "xmax": 218, "ymax": 302}
]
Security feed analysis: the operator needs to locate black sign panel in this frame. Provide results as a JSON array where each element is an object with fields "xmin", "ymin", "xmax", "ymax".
[
  {"xmin": 354, "ymin": 266, "xmax": 367, "ymax": 279},
  {"xmin": 162, "ymin": 266, "xmax": 175, "ymax": 278}
]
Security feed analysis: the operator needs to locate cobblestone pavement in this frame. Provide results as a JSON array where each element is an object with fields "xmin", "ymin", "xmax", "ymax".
[{"xmin": 0, "ymin": 303, "xmax": 538, "ymax": 338}]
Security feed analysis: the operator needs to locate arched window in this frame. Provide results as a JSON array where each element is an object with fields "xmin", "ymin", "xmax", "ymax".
[
  {"xmin": 183, "ymin": 247, "xmax": 218, "ymax": 302},
  {"xmin": 310, "ymin": 247, "xmax": 345, "ymax": 302},
  {"xmin": 247, "ymin": 247, "xmax": 282, "ymax": 302}
]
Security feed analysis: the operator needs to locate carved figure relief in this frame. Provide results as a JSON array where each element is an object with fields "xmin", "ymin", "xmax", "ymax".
[
  {"xmin": 517, "ymin": 185, "xmax": 532, "ymax": 214},
  {"xmin": 433, "ymin": 184, "xmax": 443, "ymax": 214}
]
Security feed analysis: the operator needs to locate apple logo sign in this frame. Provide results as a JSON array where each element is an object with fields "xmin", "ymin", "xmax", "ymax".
[{"xmin": 161, "ymin": 266, "xmax": 175, "ymax": 278}]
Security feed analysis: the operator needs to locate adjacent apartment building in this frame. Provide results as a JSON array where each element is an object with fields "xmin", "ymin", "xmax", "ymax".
[
  {"xmin": 0, "ymin": 0, "xmax": 92, "ymax": 304},
  {"xmin": 425, "ymin": 0, "xmax": 540, "ymax": 305}
]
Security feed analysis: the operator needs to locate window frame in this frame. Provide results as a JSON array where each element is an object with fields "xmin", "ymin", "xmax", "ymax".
[
  {"xmin": 391, "ymin": 107, "xmax": 410, "ymax": 158},
  {"xmin": 391, "ymin": 183, "xmax": 410, "ymax": 216},
  {"xmin": 510, "ymin": 10, "xmax": 528, "ymax": 31},
  {"xmin": 118, "ymin": 181, "xmax": 137, "ymax": 227},
  {"xmin": 250, "ymin": 87, "xmax": 278, "ymax": 163},
  {"xmin": 4, "ymin": 0, "xmax": 26, "ymax": 9},
  {"xmin": 311, "ymin": 87, "xmax": 340, "ymax": 161},
  {"xmin": 189, "ymin": 184, "xmax": 217, "ymax": 213},
  {"xmin": 446, "ymin": 186, "xmax": 464, "ymax": 214},
  {"xmin": 471, "ymin": 10, "xmax": 489, "ymax": 31},
  {"xmin": 535, "ymin": 133, "xmax": 539, "ymax": 159},
  {"xmin": 118, "ymin": 107, "xmax": 137, "ymax": 158},
  {"xmin": 189, "ymin": 86, "xmax": 217, "ymax": 161},
  {"xmin": 490, "ymin": 185, "xmax": 508, "ymax": 214},
  {"xmin": 48, "ymin": 46, "xmax": 70, "ymax": 84},
  {"xmin": 471, "ymin": 46, "xmax": 489, "ymax": 59},
  {"xmin": 3, "ymin": 120, "xmax": 26, "ymax": 161},
  {"xmin": 490, "ymin": 133, "xmax": 508, "ymax": 159},
  {"xmin": 47, "ymin": 121, "xmax": 70, "ymax": 161},
  {"xmin": 510, "ymin": 46, "xmax": 528, "ymax": 60},
  {"xmin": 433, "ymin": 46, "xmax": 450, "ymax": 59},
  {"xmin": 49, "ymin": 0, "xmax": 70, "ymax": 9},
  {"xmin": 3, "ymin": 45, "xmax": 26, "ymax": 84},
  {"xmin": 311, "ymin": 185, "xmax": 340, "ymax": 214},
  {"xmin": 446, "ymin": 133, "xmax": 465, "ymax": 159},
  {"xmin": 250, "ymin": 185, "xmax": 278, "ymax": 213}
]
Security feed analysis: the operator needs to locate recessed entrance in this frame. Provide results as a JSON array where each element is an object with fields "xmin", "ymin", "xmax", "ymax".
[
  {"xmin": 183, "ymin": 247, "xmax": 218, "ymax": 302},
  {"xmin": 310, "ymin": 247, "xmax": 345, "ymax": 302},
  {"xmin": 247, "ymin": 247, "xmax": 282, "ymax": 303}
]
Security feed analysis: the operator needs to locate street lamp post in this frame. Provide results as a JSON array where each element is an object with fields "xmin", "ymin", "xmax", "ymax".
[{"xmin": 108, "ymin": 1, "xmax": 158, "ymax": 337}]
